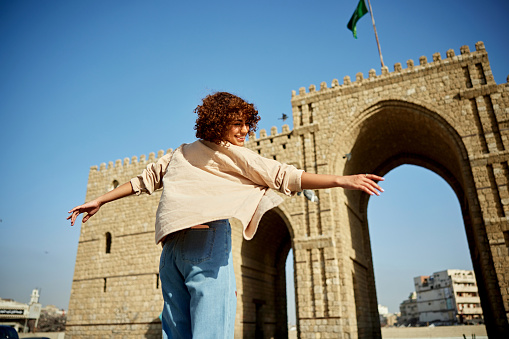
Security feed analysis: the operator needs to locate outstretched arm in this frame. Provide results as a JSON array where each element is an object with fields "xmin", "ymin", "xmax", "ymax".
[
  {"xmin": 67, "ymin": 182, "xmax": 135, "ymax": 226},
  {"xmin": 301, "ymin": 172, "xmax": 384, "ymax": 196}
]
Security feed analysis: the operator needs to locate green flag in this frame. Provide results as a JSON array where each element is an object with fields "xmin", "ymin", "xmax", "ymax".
[{"xmin": 347, "ymin": 0, "xmax": 368, "ymax": 39}]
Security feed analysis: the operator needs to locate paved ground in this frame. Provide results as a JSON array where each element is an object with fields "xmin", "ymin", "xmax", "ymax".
[
  {"xmin": 381, "ymin": 325, "xmax": 487, "ymax": 339},
  {"xmin": 16, "ymin": 325, "xmax": 487, "ymax": 338},
  {"xmin": 19, "ymin": 332, "xmax": 64, "ymax": 339}
]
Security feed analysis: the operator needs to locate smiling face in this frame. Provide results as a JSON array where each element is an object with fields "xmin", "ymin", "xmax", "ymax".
[
  {"xmin": 225, "ymin": 117, "xmax": 250, "ymax": 146},
  {"xmin": 194, "ymin": 92, "xmax": 260, "ymax": 145}
]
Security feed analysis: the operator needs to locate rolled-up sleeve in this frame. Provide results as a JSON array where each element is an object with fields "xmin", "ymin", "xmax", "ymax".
[
  {"xmin": 242, "ymin": 151, "xmax": 303, "ymax": 195},
  {"xmin": 271, "ymin": 162, "xmax": 303, "ymax": 195},
  {"xmin": 130, "ymin": 152, "xmax": 173, "ymax": 195}
]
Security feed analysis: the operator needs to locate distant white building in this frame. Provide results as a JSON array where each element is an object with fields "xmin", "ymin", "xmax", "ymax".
[
  {"xmin": 413, "ymin": 269, "xmax": 483, "ymax": 325},
  {"xmin": 0, "ymin": 298, "xmax": 28, "ymax": 332},
  {"xmin": 0, "ymin": 289, "xmax": 42, "ymax": 333},
  {"xmin": 378, "ymin": 304, "xmax": 388, "ymax": 316},
  {"xmin": 378, "ymin": 304, "xmax": 398, "ymax": 327}
]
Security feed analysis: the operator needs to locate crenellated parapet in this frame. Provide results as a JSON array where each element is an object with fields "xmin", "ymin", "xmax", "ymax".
[
  {"xmin": 244, "ymin": 124, "xmax": 299, "ymax": 165},
  {"xmin": 291, "ymin": 41, "xmax": 496, "ymax": 101},
  {"xmin": 90, "ymin": 148, "xmax": 174, "ymax": 172},
  {"xmin": 246, "ymin": 124, "xmax": 291, "ymax": 142}
]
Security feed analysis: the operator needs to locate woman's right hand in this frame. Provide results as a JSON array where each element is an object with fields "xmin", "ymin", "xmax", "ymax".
[
  {"xmin": 67, "ymin": 200, "xmax": 102, "ymax": 226},
  {"xmin": 67, "ymin": 182, "xmax": 135, "ymax": 226}
]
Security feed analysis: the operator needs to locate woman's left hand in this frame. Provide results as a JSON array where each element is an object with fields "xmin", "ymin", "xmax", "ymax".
[{"xmin": 337, "ymin": 174, "xmax": 385, "ymax": 196}]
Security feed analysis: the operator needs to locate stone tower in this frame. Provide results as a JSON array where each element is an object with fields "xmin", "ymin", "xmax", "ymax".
[{"xmin": 66, "ymin": 42, "xmax": 509, "ymax": 338}]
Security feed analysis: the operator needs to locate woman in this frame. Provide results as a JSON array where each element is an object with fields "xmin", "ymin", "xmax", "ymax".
[{"xmin": 68, "ymin": 92, "xmax": 384, "ymax": 338}]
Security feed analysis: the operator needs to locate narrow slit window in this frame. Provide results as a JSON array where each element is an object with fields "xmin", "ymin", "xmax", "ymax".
[
  {"xmin": 106, "ymin": 232, "xmax": 112, "ymax": 254},
  {"xmin": 475, "ymin": 63, "xmax": 486, "ymax": 85},
  {"xmin": 462, "ymin": 66, "xmax": 472, "ymax": 88}
]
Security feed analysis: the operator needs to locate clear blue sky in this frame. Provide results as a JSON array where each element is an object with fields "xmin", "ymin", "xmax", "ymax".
[{"xmin": 1, "ymin": 0, "xmax": 508, "ymax": 318}]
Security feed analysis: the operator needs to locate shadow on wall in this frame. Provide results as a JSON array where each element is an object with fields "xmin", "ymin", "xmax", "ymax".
[{"xmin": 144, "ymin": 317, "xmax": 162, "ymax": 339}]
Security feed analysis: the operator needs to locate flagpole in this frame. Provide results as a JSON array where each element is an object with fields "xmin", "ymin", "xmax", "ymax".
[{"xmin": 366, "ymin": 0, "xmax": 385, "ymax": 68}]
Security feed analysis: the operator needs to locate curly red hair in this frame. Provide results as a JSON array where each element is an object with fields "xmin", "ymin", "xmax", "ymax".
[{"xmin": 194, "ymin": 92, "xmax": 260, "ymax": 144}]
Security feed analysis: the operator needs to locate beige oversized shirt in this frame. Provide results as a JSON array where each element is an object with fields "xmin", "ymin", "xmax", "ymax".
[{"xmin": 130, "ymin": 140, "xmax": 303, "ymax": 244}]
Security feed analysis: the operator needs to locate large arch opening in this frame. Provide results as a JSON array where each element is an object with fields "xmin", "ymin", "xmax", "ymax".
[
  {"xmin": 340, "ymin": 100, "xmax": 501, "ymax": 337},
  {"xmin": 367, "ymin": 164, "xmax": 474, "ymax": 323},
  {"xmin": 240, "ymin": 208, "xmax": 293, "ymax": 339}
]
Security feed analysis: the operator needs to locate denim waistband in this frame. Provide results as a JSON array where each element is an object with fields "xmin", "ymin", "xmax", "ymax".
[
  {"xmin": 201, "ymin": 219, "xmax": 229, "ymax": 228},
  {"xmin": 161, "ymin": 219, "xmax": 229, "ymax": 245}
]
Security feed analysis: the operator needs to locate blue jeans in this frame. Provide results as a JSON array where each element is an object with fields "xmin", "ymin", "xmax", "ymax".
[{"xmin": 159, "ymin": 219, "xmax": 237, "ymax": 338}]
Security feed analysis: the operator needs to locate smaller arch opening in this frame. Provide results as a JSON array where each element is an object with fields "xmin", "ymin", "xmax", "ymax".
[{"xmin": 241, "ymin": 208, "xmax": 293, "ymax": 338}]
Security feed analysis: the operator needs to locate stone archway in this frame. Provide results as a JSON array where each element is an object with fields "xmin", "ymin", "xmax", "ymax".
[
  {"xmin": 67, "ymin": 42, "xmax": 509, "ymax": 339},
  {"xmin": 341, "ymin": 100, "xmax": 488, "ymax": 337}
]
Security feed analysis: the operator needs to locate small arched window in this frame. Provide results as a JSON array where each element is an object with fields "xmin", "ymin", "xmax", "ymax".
[
  {"xmin": 110, "ymin": 180, "xmax": 119, "ymax": 191},
  {"xmin": 105, "ymin": 232, "xmax": 112, "ymax": 254}
]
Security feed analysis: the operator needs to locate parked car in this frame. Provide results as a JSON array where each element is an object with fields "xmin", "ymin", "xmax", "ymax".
[{"xmin": 0, "ymin": 325, "xmax": 19, "ymax": 339}]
